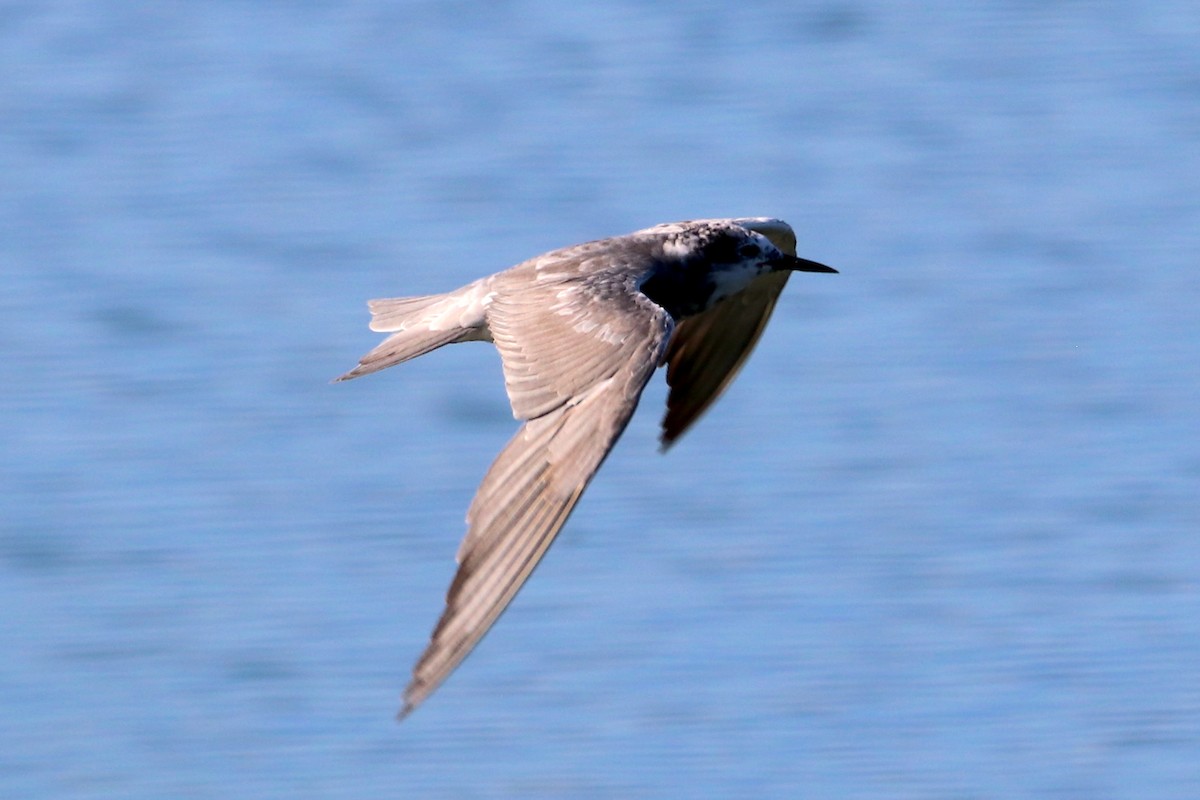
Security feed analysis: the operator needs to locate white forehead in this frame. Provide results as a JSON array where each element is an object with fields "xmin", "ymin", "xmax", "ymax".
[{"xmin": 637, "ymin": 217, "xmax": 796, "ymax": 256}]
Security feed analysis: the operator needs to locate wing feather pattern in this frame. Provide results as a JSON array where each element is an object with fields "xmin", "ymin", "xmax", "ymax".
[
  {"xmin": 401, "ymin": 275, "xmax": 672, "ymax": 716},
  {"xmin": 658, "ymin": 219, "xmax": 800, "ymax": 448},
  {"xmin": 659, "ymin": 271, "xmax": 788, "ymax": 447}
]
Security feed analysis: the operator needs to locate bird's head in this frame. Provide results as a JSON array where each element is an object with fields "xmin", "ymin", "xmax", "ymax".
[
  {"xmin": 636, "ymin": 218, "xmax": 837, "ymax": 317},
  {"xmin": 653, "ymin": 218, "xmax": 837, "ymax": 276},
  {"xmin": 732, "ymin": 218, "xmax": 838, "ymax": 275}
]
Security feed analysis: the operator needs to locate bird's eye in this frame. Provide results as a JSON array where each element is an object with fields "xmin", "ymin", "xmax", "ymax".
[{"xmin": 739, "ymin": 244, "xmax": 761, "ymax": 259}]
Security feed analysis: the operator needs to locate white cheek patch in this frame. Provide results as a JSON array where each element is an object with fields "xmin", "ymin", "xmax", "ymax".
[{"xmin": 707, "ymin": 263, "xmax": 764, "ymax": 304}]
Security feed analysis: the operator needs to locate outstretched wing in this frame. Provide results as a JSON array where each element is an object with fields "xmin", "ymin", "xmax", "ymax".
[
  {"xmin": 658, "ymin": 219, "xmax": 798, "ymax": 448},
  {"xmin": 658, "ymin": 270, "xmax": 789, "ymax": 448},
  {"xmin": 401, "ymin": 273, "xmax": 672, "ymax": 717}
]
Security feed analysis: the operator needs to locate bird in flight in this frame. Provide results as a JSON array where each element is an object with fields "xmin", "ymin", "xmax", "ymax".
[{"xmin": 337, "ymin": 218, "xmax": 836, "ymax": 718}]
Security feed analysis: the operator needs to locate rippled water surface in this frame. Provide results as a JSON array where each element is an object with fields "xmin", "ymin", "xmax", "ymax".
[{"xmin": 3, "ymin": 2, "xmax": 1198, "ymax": 798}]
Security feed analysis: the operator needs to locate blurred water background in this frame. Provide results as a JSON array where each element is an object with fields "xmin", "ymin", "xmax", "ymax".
[{"xmin": 2, "ymin": 1, "xmax": 1198, "ymax": 797}]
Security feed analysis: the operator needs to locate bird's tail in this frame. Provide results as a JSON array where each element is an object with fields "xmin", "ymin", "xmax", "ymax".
[{"xmin": 334, "ymin": 290, "xmax": 485, "ymax": 382}]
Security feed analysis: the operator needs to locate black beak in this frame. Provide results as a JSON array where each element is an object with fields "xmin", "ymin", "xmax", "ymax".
[{"xmin": 777, "ymin": 254, "xmax": 838, "ymax": 274}]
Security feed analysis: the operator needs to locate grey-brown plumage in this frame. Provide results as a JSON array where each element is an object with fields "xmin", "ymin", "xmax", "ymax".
[{"xmin": 336, "ymin": 218, "xmax": 836, "ymax": 718}]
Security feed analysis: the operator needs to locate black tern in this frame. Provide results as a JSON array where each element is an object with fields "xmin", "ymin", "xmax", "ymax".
[{"xmin": 337, "ymin": 218, "xmax": 836, "ymax": 718}]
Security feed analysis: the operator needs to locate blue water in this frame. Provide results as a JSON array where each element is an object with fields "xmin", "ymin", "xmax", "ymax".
[{"xmin": 3, "ymin": 2, "xmax": 1198, "ymax": 797}]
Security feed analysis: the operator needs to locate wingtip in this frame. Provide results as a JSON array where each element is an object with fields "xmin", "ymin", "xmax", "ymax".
[
  {"xmin": 397, "ymin": 683, "xmax": 425, "ymax": 721},
  {"xmin": 332, "ymin": 366, "xmax": 363, "ymax": 383},
  {"xmin": 398, "ymin": 677, "xmax": 433, "ymax": 722}
]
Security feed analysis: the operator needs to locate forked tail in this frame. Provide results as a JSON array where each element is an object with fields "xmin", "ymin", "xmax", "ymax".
[{"xmin": 335, "ymin": 290, "xmax": 487, "ymax": 381}]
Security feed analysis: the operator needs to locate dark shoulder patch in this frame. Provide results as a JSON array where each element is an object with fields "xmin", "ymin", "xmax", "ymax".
[{"xmin": 699, "ymin": 231, "xmax": 744, "ymax": 264}]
